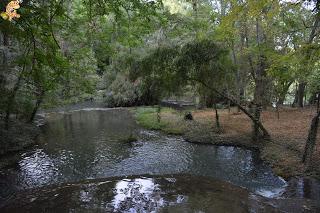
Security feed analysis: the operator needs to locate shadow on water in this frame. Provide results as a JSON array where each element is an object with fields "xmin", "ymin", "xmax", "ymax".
[
  {"xmin": 1, "ymin": 108, "xmax": 320, "ymax": 211},
  {"xmin": 1, "ymin": 175, "xmax": 319, "ymax": 213}
]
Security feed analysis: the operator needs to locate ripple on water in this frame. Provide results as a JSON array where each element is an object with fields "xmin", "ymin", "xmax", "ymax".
[
  {"xmin": 1, "ymin": 175, "xmax": 319, "ymax": 213},
  {"xmin": 0, "ymin": 109, "xmax": 308, "ymax": 206}
]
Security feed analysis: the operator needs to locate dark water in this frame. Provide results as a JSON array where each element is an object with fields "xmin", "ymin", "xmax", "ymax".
[
  {"xmin": 0, "ymin": 108, "xmax": 319, "ymax": 211},
  {"xmin": 2, "ymin": 175, "xmax": 319, "ymax": 213}
]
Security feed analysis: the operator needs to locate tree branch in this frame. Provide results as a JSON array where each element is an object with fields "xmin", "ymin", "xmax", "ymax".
[{"xmin": 187, "ymin": 77, "xmax": 270, "ymax": 140}]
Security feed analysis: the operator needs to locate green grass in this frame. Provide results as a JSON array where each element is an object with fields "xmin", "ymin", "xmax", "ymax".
[
  {"xmin": 133, "ymin": 106, "xmax": 184, "ymax": 135},
  {"xmin": 134, "ymin": 107, "xmax": 168, "ymax": 130}
]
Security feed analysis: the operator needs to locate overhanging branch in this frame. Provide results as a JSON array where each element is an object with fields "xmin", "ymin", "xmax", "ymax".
[{"xmin": 187, "ymin": 76, "xmax": 270, "ymax": 140}]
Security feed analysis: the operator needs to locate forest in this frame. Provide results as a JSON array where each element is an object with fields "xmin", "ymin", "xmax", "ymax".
[{"xmin": 1, "ymin": 0, "xmax": 320, "ymax": 212}]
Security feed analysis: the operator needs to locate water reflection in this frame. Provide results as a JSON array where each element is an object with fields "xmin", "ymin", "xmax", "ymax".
[
  {"xmin": 2, "ymin": 175, "xmax": 319, "ymax": 213},
  {"xmin": 113, "ymin": 178, "xmax": 164, "ymax": 212},
  {"xmin": 0, "ymin": 108, "xmax": 298, "ymax": 205},
  {"xmin": 283, "ymin": 177, "xmax": 320, "ymax": 204},
  {"xmin": 19, "ymin": 149, "xmax": 59, "ymax": 187}
]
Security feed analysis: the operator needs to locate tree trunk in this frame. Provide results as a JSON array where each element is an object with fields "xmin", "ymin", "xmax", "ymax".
[
  {"xmin": 192, "ymin": 0, "xmax": 198, "ymax": 17},
  {"xmin": 317, "ymin": 93, "xmax": 320, "ymax": 113},
  {"xmin": 4, "ymin": 74, "xmax": 23, "ymax": 129},
  {"xmin": 254, "ymin": 18, "xmax": 269, "ymax": 109},
  {"xmin": 29, "ymin": 90, "xmax": 45, "ymax": 123},
  {"xmin": 297, "ymin": 12, "xmax": 319, "ymax": 108},
  {"xmin": 0, "ymin": 32, "xmax": 9, "ymax": 91},
  {"xmin": 238, "ymin": 88, "xmax": 245, "ymax": 112},
  {"xmin": 214, "ymin": 103, "xmax": 221, "ymax": 131},
  {"xmin": 302, "ymin": 111, "xmax": 320, "ymax": 164},
  {"xmin": 292, "ymin": 84, "xmax": 298, "ymax": 107},
  {"xmin": 277, "ymin": 82, "xmax": 293, "ymax": 105},
  {"xmin": 157, "ymin": 104, "xmax": 161, "ymax": 123},
  {"xmin": 231, "ymin": 40, "xmax": 243, "ymax": 112},
  {"xmin": 254, "ymin": 75, "xmax": 268, "ymax": 107},
  {"xmin": 277, "ymin": 97, "xmax": 285, "ymax": 106},
  {"xmin": 309, "ymin": 93, "xmax": 317, "ymax": 105},
  {"xmin": 232, "ymin": 95, "xmax": 270, "ymax": 140},
  {"xmin": 297, "ymin": 82, "xmax": 306, "ymax": 108},
  {"xmin": 190, "ymin": 78, "xmax": 270, "ymax": 140},
  {"xmin": 276, "ymin": 104, "xmax": 280, "ymax": 120},
  {"xmin": 4, "ymin": 44, "xmax": 30, "ymax": 129},
  {"xmin": 252, "ymin": 104, "xmax": 262, "ymax": 142},
  {"xmin": 198, "ymin": 91, "xmax": 206, "ymax": 109}
]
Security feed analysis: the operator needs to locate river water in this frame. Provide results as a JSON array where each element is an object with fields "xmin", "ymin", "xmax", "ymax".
[{"xmin": 0, "ymin": 108, "xmax": 319, "ymax": 212}]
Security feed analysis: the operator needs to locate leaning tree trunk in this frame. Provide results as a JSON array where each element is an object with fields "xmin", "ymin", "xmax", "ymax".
[
  {"xmin": 4, "ymin": 45, "xmax": 30, "ymax": 129},
  {"xmin": 302, "ymin": 110, "xmax": 320, "ymax": 164},
  {"xmin": 190, "ymin": 78, "xmax": 270, "ymax": 140},
  {"xmin": 252, "ymin": 104, "xmax": 262, "ymax": 142},
  {"xmin": 29, "ymin": 90, "xmax": 45, "ymax": 123}
]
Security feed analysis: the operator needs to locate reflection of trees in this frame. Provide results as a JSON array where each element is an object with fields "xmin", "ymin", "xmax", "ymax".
[
  {"xmin": 112, "ymin": 178, "xmax": 163, "ymax": 212},
  {"xmin": 288, "ymin": 178, "xmax": 320, "ymax": 201},
  {"xmin": 34, "ymin": 109, "xmax": 136, "ymax": 182},
  {"xmin": 71, "ymin": 177, "xmax": 168, "ymax": 212},
  {"xmin": 5, "ymin": 176, "xmax": 315, "ymax": 212}
]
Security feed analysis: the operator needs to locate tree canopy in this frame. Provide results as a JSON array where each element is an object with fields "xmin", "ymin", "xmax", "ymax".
[{"xmin": 0, "ymin": 0, "xmax": 319, "ymax": 125}]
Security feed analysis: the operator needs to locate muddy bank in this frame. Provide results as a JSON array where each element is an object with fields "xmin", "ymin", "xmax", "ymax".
[
  {"xmin": 1, "ymin": 175, "xmax": 318, "ymax": 213},
  {"xmin": 183, "ymin": 121, "xmax": 259, "ymax": 149},
  {"xmin": 0, "ymin": 120, "xmax": 40, "ymax": 159},
  {"xmin": 182, "ymin": 126, "xmax": 312, "ymax": 179}
]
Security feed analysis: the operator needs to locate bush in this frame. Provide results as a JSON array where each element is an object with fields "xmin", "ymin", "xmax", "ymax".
[{"xmin": 104, "ymin": 74, "xmax": 142, "ymax": 107}]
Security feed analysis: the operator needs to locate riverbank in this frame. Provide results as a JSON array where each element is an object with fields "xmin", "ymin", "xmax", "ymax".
[{"xmin": 132, "ymin": 106, "xmax": 320, "ymax": 179}]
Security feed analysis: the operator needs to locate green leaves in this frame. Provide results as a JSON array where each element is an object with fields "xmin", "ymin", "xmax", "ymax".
[{"xmin": 133, "ymin": 39, "xmax": 234, "ymax": 98}]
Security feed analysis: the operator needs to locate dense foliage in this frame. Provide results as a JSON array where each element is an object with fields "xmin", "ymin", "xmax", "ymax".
[{"xmin": 0, "ymin": 0, "xmax": 319, "ymax": 126}]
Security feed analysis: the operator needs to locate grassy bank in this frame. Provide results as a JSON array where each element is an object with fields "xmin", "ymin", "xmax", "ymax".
[
  {"xmin": 133, "ymin": 107, "xmax": 185, "ymax": 135},
  {"xmin": 132, "ymin": 106, "xmax": 320, "ymax": 179}
]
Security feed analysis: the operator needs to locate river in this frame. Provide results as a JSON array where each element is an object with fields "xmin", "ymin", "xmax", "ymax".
[{"xmin": 0, "ymin": 108, "xmax": 319, "ymax": 212}]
